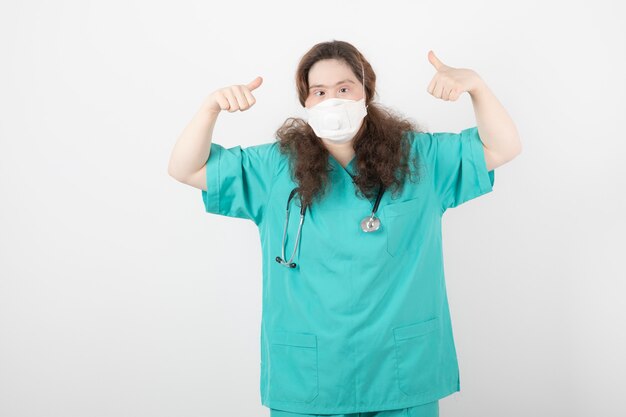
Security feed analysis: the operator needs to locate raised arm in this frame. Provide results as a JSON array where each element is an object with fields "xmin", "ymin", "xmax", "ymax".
[
  {"xmin": 425, "ymin": 50, "xmax": 522, "ymax": 171},
  {"xmin": 468, "ymin": 77, "xmax": 522, "ymax": 171},
  {"xmin": 167, "ymin": 76, "xmax": 263, "ymax": 190}
]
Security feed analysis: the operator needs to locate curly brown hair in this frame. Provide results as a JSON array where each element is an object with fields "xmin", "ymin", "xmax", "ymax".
[{"xmin": 275, "ymin": 40, "xmax": 428, "ymax": 208}]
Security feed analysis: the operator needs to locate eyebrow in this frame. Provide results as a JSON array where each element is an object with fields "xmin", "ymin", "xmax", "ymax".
[{"xmin": 308, "ymin": 79, "xmax": 355, "ymax": 90}]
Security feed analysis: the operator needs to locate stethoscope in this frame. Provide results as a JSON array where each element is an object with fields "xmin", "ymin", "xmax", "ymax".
[{"xmin": 275, "ymin": 182, "xmax": 386, "ymax": 268}]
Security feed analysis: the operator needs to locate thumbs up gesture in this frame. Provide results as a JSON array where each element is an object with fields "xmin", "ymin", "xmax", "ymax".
[
  {"xmin": 205, "ymin": 76, "xmax": 263, "ymax": 113},
  {"xmin": 426, "ymin": 51, "xmax": 483, "ymax": 101}
]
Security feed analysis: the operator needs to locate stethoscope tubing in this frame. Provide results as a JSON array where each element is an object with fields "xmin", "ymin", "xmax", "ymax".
[{"xmin": 275, "ymin": 183, "xmax": 385, "ymax": 269}]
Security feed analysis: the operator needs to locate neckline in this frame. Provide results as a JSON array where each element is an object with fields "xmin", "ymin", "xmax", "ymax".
[{"xmin": 329, "ymin": 154, "xmax": 356, "ymax": 173}]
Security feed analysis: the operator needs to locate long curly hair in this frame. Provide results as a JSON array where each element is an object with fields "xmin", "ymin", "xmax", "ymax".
[{"xmin": 275, "ymin": 40, "xmax": 427, "ymax": 208}]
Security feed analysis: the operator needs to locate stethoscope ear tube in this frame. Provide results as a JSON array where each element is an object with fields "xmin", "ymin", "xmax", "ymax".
[
  {"xmin": 275, "ymin": 256, "xmax": 297, "ymax": 268},
  {"xmin": 275, "ymin": 188, "xmax": 306, "ymax": 268}
]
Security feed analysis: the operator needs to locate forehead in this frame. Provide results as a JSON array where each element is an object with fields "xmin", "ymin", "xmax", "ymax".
[{"xmin": 308, "ymin": 59, "xmax": 357, "ymax": 86}]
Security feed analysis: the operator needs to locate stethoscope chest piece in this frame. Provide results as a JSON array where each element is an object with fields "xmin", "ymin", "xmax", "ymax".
[
  {"xmin": 359, "ymin": 182, "xmax": 385, "ymax": 233},
  {"xmin": 360, "ymin": 215, "xmax": 381, "ymax": 232}
]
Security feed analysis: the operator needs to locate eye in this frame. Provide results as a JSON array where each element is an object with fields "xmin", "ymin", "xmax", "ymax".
[
  {"xmin": 339, "ymin": 87, "xmax": 349, "ymax": 93},
  {"xmin": 314, "ymin": 90, "xmax": 324, "ymax": 96}
]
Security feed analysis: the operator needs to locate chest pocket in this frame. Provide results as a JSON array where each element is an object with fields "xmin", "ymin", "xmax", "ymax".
[
  {"xmin": 382, "ymin": 198, "xmax": 421, "ymax": 257},
  {"xmin": 269, "ymin": 330, "xmax": 319, "ymax": 403}
]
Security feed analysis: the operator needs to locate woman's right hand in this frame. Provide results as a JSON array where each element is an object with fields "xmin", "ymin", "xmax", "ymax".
[{"xmin": 203, "ymin": 76, "xmax": 263, "ymax": 114}]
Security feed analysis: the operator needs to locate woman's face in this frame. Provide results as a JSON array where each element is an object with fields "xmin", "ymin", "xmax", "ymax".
[{"xmin": 304, "ymin": 58, "xmax": 365, "ymax": 109}]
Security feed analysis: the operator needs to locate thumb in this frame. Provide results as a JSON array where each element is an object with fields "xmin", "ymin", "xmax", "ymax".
[
  {"xmin": 428, "ymin": 50, "xmax": 446, "ymax": 71},
  {"xmin": 246, "ymin": 76, "xmax": 263, "ymax": 91}
]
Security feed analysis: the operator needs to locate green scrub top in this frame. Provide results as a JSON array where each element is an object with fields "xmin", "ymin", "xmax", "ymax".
[{"xmin": 201, "ymin": 126, "xmax": 495, "ymax": 415}]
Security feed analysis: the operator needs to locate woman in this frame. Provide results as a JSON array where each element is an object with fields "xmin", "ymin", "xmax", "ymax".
[{"xmin": 168, "ymin": 40, "xmax": 521, "ymax": 417}]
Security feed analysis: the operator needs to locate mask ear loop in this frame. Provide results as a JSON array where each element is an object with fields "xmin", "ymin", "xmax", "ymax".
[{"xmin": 361, "ymin": 61, "xmax": 368, "ymax": 109}]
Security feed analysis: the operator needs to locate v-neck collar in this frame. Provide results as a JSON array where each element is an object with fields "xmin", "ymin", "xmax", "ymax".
[{"xmin": 329, "ymin": 154, "xmax": 356, "ymax": 178}]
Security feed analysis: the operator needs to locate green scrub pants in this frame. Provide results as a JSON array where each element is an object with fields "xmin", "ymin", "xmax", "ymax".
[{"xmin": 270, "ymin": 400, "xmax": 439, "ymax": 417}]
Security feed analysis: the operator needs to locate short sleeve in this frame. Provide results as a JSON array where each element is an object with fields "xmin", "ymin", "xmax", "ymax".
[
  {"xmin": 201, "ymin": 141, "xmax": 278, "ymax": 225},
  {"xmin": 414, "ymin": 126, "xmax": 495, "ymax": 211}
]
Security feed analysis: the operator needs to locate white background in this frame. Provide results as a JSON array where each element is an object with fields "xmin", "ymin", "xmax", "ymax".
[{"xmin": 1, "ymin": 1, "xmax": 624, "ymax": 416}]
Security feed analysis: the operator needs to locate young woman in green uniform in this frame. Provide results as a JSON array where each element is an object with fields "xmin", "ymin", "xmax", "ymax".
[{"xmin": 168, "ymin": 40, "xmax": 521, "ymax": 417}]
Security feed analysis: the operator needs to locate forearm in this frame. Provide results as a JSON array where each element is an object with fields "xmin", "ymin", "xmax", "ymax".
[
  {"xmin": 469, "ymin": 76, "xmax": 522, "ymax": 158},
  {"xmin": 167, "ymin": 99, "xmax": 220, "ymax": 181}
]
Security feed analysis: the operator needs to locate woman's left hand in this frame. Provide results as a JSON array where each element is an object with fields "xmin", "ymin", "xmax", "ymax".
[{"xmin": 426, "ymin": 50, "xmax": 484, "ymax": 101}]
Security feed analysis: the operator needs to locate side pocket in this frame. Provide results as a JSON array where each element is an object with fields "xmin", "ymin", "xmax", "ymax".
[
  {"xmin": 393, "ymin": 317, "xmax": 441, "ymax": 396},
  {"xmin": 269, "ymin": 330, "xmax": 319, "ymax": 403}
]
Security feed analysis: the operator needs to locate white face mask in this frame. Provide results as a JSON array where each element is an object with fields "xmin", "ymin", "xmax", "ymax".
[
  {"xmin": 305, "ymin": 63, "xmax": 369, "ymax": 143},
  {"xmin": 305, "ymin": 98, "xmax": 367, "ymax": 143}
]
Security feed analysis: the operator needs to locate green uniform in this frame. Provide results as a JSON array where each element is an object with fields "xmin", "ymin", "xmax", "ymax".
[{"xmin": 201, "ymin": 126, "xmax": 495, "ymax": 415}]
